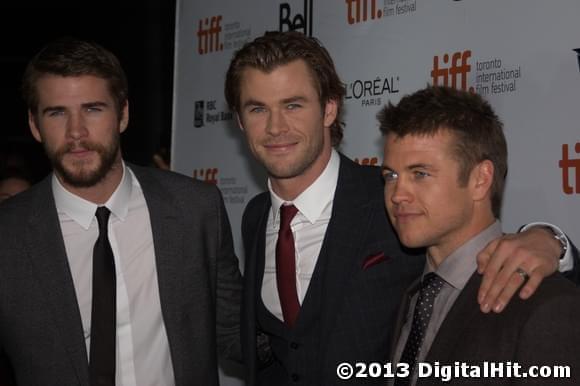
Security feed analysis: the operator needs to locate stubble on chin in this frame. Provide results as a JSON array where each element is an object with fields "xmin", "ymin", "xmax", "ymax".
[{"xmin": 48, "ymin": 138, "xmax": 120, "ymax": 188}]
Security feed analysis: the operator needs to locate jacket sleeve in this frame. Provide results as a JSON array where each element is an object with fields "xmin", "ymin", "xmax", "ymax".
[{"xmin": 213, "ymin": 186, "xmax": 243, "ymax": 362}]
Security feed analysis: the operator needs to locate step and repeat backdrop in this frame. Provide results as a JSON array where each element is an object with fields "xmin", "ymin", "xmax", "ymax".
[
  {"xmin": 172, "ymin": 3, "xmax": 579, "ymax": 381},
  {"xmin": 174, "ymin": 0, "xmax": 579, "ymax": 256}
]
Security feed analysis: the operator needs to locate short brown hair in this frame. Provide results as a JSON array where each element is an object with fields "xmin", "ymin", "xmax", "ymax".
[
  {"xmin": 22, "ymin": 37, "xmax": 128, "ymax": 117},
  {"xmin": 378, "ymin": 86, "xmax": 507, "ymax": 218},
  {"xmin": 225, "ymin": 31, "xmax": 345, "ymax": 146}
]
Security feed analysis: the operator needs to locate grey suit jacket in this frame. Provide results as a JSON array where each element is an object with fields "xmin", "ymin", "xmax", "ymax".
[
  {"xmin": 0, "ymin": 165, "xmax": 242, "ymax": 386},
  {"xmin": 393, "ymin": 272, "xmax": 580, "ymax": 385}
]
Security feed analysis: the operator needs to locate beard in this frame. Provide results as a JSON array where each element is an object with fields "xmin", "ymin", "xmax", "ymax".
[{"xmin": 46, "ymin": 134, "xmax": 120, "ymax": 188}]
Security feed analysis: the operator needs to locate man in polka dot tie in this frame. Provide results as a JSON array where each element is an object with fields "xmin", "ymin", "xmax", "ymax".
[{"xmin": 380, "ymin": 86, "xmax": 580, "ymax": 385}]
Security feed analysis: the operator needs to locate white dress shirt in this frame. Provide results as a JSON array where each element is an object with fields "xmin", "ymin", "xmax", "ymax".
[
  {"xmin": 52, "ymin": 163, "xmax": 174, "ymax": 386},
  {"xmin": 261, "ymin": 150, "xmax": 340, "ymax": 321}
]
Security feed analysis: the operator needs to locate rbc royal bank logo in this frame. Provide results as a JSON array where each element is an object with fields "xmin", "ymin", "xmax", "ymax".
[
  {"xmin": 194, "ymin": 101, "xmax": 204, "ymax": 128},
  {"xmin": 559, "ymin": 143, "xmax": 580, "ymax": 195},
  {"xmin": 197, "ymin": 15, "xmax": 223, "ymax": 55},
  {"xmin": 279, "ymin": 0, "xmax": 313, "ymax": 36},
  {"xmin": 431, "ymin": 50, "xmax": 473, "ymax": 92}
]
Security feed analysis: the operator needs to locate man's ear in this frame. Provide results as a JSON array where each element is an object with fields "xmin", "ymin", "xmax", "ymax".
[
  {"xmin": 323, "ymin": 99, "xmax": 338, "ymax": 128},
  {"xmin": 236, "ymin": 113, "xmax": 245, "ymax": 131},
  {"xmin": 119, "ymin": 101, "xmax": 129, "ymax": 133},
  {"xmin": 470, "ymin": 159, "xmax": 494, "ymax": 202},
  {"xmin": 28, "ymin": 110, "xmax": 42, "ymax": 143}
]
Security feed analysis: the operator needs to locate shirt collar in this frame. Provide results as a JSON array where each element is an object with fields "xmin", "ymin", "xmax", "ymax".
[
  {"xmin": 268, "ymin": 149, "xmax": 340, "ymax": 224},
  {"xmin": 426, "ymin": 220, "xmax": 503, "ymax": 290},
  {"xmin": 52, "ymin": 162, "xmax": 133, "ymax": 229}
]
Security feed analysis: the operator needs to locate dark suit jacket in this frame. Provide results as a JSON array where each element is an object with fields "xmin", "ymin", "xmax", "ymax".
[
  {"xmin": 393, "ymin": 272, "xmax": 580, "ymax": 385},
  {"xmin": 0, "ymin": 165, "xmax": 242, "ymax": 386},
  {"xmin": 241, "ymin": 154, "xmax": 425, "ymax": 385}
]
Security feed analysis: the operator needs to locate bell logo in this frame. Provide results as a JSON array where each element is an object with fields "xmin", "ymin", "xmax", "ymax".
[
  {"xmin": 279, "ymin": 0, "xmax": 313, "ymax": 36},
  {"xmin": 559, "ymin": 143, "xmax": 580, "ymax": 194},
  {"xmin": 431, "ymin": 50, "xmax": 473, "ymax": 91},
  {"xmin": 197, "ymin": 16, "xmax": 223, "ymax": 55},
  {"xmin": 346, "ymin": 0, "xmax": 382, "ymax": 25},
  {"xmin": 193, "ymin": 168, "xmax": 219, "ymax": 185}
]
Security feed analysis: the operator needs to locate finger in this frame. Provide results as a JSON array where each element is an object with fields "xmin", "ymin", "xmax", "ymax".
[
  {"xmin": 480, "ymin": 266, "xmax": 516, "ymax": 313},
  {"xmin": 476, "ymin": 238, "xmax": 499, "ymax": 274},
  {"xmin": 477, "ymin": 241, "xmax": 502, "ymax": 305},
  {"xmin": 483, "ymin": 249, "xmax": 531, "ymax": 309},
  {"xmin": 478, "ymin": 240, "xmax": 517, "ymax": 307},
  {"xmin": 490, "ymin": 271, "xmax": 527, "ymax": 313},
  {"xmin": 518, "ymin": 269, "xmax": 543, "ymax": 300}
]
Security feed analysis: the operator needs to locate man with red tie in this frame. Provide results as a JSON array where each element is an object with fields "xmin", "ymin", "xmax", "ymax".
[{"xmin": 224, "ymin": 31, "xmax": 574, "ymax": 385}]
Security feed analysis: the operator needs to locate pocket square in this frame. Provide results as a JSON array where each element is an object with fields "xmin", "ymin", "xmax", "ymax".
[{"xmin": 362, "ymin": 252, "xmax": 390, "ymax": 270}]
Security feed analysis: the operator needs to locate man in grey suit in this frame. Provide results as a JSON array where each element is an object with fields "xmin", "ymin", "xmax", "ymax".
[
  {"xmin": 0, "ymin": 38, "xmax": 242, "ymax": 386},
  {"xmin": 380, "ymin": 86, "xmax": 580, "ymax": 385},
  {"xmin": 224, "ymin": 31, "xmax": 574, "ymax": 385}
]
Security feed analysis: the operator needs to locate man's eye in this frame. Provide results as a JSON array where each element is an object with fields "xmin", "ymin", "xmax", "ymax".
[
  {"xmin": 287, "ymin": 103, "xmax": 302, "ymax": 110},
  {"xmin": 413, "ymin": 171, "xmax": 430, "ymax": 179},
  {"xmin": 86, "ymin": 107, "xmax": 102, "ymax": 113},
  {"xmin": 47, "ymin": 110, "xmax": 64, "ymax": 117},
  {"xmin": 383, "ymin": 171, "xmax": 398, "ymax": 183},
  {"xmin": 249, "ymin": 106, "xmax": 266, "ymax": 113}
]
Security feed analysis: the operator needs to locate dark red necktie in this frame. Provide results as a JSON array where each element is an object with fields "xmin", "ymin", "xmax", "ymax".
[{"xmin": 276, "ymin": 204, "xmax": 300, "ymax": 327}]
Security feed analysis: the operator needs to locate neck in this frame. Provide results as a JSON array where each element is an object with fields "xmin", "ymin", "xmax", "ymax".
[
  {"xmin": 58, "ymin": 157, "xmax": 124, "ymax": 205},
  {"xmin": 427, "ymin": 211, "xmax": 496, "ymax": 269},
  {"xmin": 270, "ymin": 147, "xmax": 332, "ymax": 201}
]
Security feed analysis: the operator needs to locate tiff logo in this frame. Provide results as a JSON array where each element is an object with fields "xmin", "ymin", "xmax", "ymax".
[
  {"xmin": 431, "ymin": 50, "xmax": 473, "ymax": 91},
  {"xmin": 354, "ymin": 156, "xmax": 378, "ymax": 166},
  {"xmin": 346, "ymin": 0, "xmax": 382, "ymax": 25},
  {"xmin": 198, "ymin": 16, "xmax": 223, "ymax": 55},
  {"xmin": 559, "ymin": 143, "xmax": 580, "ymax": 194},
  {"xmin": 193, "ymin": 168, "xmax": 219, "ymax": 185},
  {"xmin": 279, "ymin": 0, "xmax": 313, "ymax": 36}
]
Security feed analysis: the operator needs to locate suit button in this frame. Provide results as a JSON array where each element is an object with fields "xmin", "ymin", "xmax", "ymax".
[
  {"xmin": 291, "ymin": 373, "xmax": 300, "ymax": 382},
  {"xmin": 290, "ymin": 342, "xmax": 299, "ymax": 349}
]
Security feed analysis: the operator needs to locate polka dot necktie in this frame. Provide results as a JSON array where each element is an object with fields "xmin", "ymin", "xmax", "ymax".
[{"xmin": 395, "ymin": 272, "xmax": 445, "ymax": 386}]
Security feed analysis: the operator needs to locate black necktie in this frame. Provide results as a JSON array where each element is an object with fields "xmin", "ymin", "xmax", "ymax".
[
  {"xmin": 89, "ymin": 206, "xmax": 116, "ymax": 386},
  {"xmin": 276, "ymin": 204, "xmax": 300, "ymax": 327},
  {"xmin": 395, "ymin": 273, "xmax": 445, "ymax": 386}
]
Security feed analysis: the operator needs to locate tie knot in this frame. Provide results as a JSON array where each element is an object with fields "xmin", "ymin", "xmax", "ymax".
[
  {"xmin": 279, "ymin": 204, "xmax": 298, "ymax": 229},
  {"xmin": 420, "ymin": 272, "xmax": 445, "ymax": 295},
  {"xmin": 95, "ymin": 206, "xmax": 111, "ymax": 233}
]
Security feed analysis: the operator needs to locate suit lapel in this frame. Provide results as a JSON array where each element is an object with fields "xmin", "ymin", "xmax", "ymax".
[
  {"xmin": 252, "ymin": 200, "xmax": 271, "ymax": 319},
  {"xmin": 130, "ymin": 167, "xmax": 186, "ymax": 383},
  {"xmin": 24, "ymin": 177, "xmax": 90, "ymax": 385},
  {"xmin": 314, "ymin": 156, "xmax": 381, "ymax": 345},
  {"xmin": 424, "ymin": 273, "xmax": 482, "ymax": 362},
  {"xmin": 241, "ymin": 195, "xmax": 271, "ymax": 385},
  {"xmin": 390, "ymin": 278, "xmax": 421, "ymax": 360}
]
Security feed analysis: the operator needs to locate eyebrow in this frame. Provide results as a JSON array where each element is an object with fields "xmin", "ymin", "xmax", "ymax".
[
  {"xmin": 281, "ymin": 96, "xmax": 308, "ymax": 104},
  {"xmin": 241, "ymin": 96, "xmax": 309, "ymax": 109},
  {"xmin": 241, "ymin": 99, "xmax": 265, "ymax": 109},
  {"xmin": 41, "ymin": 101, "xmax": 110, "ymax": 116},
  {"xmin": 381, "ymin": 163, "xmax": 434, "ymax": 172}
]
